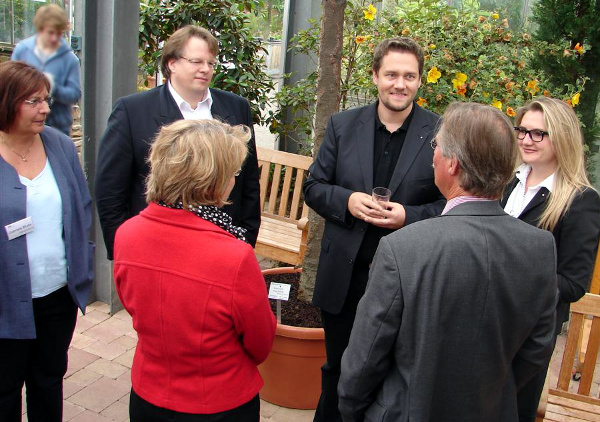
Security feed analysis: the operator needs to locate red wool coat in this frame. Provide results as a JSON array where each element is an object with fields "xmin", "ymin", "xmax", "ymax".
[{"xmin": 114, "ymin": 203, "xmax": 276, "ymax": 414}]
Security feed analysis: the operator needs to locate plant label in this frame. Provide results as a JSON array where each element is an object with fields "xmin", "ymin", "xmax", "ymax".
[{"xmin": 268, "ymin": 283, "xmax": 291, "ymax": 301}]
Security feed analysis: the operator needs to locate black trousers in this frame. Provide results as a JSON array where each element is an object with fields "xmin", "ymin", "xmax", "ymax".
[
  {"xmin": 0, "ymin": 286, "xmax": 78, "ymax": 422},
  {"xmin": 517, "ymin": 363, "xmax": 548, "ymax": 422},
  {"xmin": 130, "ymin": 389, "xmax": 260, "ymax": 422},
  {"xmin": 313, "ymin": 264, "xmax": 370, "ymax": 422}
]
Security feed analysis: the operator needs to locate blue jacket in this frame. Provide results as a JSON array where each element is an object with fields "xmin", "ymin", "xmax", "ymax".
[
  {"xmin": 11, "ymin": 36, "xmax": 81, "ymax": 136},
  {"xmin": 0, "ymin": 126, "xmax": 94, "ymax": 339}
]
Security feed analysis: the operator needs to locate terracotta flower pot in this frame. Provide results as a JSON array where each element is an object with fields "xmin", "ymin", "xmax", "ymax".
[{"xmin": 259, "ymin": 267, "xmax": 325, "ymax": 409}]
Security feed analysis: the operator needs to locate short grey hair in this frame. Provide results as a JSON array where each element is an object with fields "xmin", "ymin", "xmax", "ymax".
[{"xmin": 437, "ymin": 102, "xmax": 518, "ymax": 199}]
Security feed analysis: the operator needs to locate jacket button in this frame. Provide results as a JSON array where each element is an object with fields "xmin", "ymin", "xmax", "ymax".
[{"xmin": 348, "ymin": 259, "xmax": 353, "ymax": 265}]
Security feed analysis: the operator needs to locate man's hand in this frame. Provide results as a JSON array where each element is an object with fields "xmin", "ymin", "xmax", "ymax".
[
  {"xmin": 365, "ymin": 201, "xmax": 406, "ymax": 230},
  {"xmin": 348, "ymin": 192, "xmax": 385, "ymax": 220}
]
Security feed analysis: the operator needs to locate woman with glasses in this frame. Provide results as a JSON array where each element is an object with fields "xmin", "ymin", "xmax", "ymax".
[
  {"xmin": 113, "ymin": 119, "xmax": 276, "ymax": 422},
  {"xmin": 0, "ymin": 61, "xmax": 93, "ymax": 421},
  {"xmin": 501, "ymin": 96, "xmax": 600, "ymax": 422}
]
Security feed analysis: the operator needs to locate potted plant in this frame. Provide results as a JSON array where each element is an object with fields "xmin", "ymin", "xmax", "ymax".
[{"xmin": 259, "ymin": 267, "xmax": 325, "ymax": 410}]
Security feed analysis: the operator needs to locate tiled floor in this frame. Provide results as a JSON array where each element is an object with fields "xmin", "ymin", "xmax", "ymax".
[
  {"xmin": 20, "ymin": 273, "xmax": 591, "ymax": 422},
  {"xmin": 21, "ymin": 299, "xmax": 314, "ymax": 422},
  {"xmin": 19, "ymin": 255, "xmax": 313, "ymax": 422}
]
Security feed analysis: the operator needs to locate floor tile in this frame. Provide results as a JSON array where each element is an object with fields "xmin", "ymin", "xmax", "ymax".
[{"xmin": 69, "ymin": 377, "xmax": 130, "ymax": 413}]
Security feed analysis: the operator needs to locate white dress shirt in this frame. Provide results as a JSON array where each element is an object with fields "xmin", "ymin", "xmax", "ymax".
[
  {"xmin": 168, "ymin": 82, "xmax": 213, "ymax": 120},
  {"xmin": 504, "ymin": 163, "xmax": 555, "ymax": 218}
]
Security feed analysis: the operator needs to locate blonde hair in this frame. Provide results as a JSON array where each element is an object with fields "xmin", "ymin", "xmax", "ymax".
[
  {"xmin": 515, "ymin": 97, "xmax": 594, "ymax": 231},
  {"xmin": 34, "ymin": 4, "xmax": 69, "ymax": 32},
  {"xmin": 146, "ymin": 119, "xmax": 249, "ymax": 208}
]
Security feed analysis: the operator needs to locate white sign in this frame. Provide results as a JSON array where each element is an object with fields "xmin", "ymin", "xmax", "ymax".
[
  {"xmin": 268, "ymin": 283, "xmax": 291, "ymax": 301},
  {"xmin": 5, "ymin": 217, "xmax": 34, "ymax": 240}
]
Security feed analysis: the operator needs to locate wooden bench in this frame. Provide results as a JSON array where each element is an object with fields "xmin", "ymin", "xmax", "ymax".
[
  {"xmin": 536, "ymin": 293, "xmax": 600, "ymax": 422},
  {"xmin": 255, "ymin": 147, "xmax": 313, "ymax": 266}
]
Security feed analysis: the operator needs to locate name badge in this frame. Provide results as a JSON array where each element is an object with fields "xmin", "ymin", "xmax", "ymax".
[{"xmin": 5, "ymin": 217, "xmax": 34, "ymax": 240}]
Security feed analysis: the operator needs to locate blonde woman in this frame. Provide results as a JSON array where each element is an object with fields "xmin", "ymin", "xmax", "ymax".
[
  {"xmin": 113, "ymin": 119, "xmax": 276, "ymax": 422},
  {"xmin": 501, "ymin": 96, "xmax": 600, "ymax": 422}
]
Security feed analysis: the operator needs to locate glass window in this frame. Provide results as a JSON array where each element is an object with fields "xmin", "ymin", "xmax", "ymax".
[{"xmin": 1, "ymin": 0, "xmax": 66, "ymax": 46}]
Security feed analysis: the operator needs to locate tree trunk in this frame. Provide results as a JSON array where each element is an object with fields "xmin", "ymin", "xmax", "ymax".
[{"xmin": 298, "ymin": 0, "xmax": 346, "ymax": 302}]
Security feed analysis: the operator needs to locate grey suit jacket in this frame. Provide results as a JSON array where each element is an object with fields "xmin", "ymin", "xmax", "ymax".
[{"xmin": 338, "ymin": 201, "xmax": 557, "ymax": 422}]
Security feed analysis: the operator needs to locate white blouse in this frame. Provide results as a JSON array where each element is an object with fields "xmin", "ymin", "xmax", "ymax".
[
  {"xmin": 19, "ymin": 159, "xmax": 67, "ymax": 298},
  {"xmin": 504, "ymin": 163, "xmax": 555, "ymax": 218}
]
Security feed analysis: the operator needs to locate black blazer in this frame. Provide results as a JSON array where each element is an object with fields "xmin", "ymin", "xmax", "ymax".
[
  {"xmin": 304, "ymin": 102, "xmax": 445, "ymax": 314},
  {"xmin": 95, "ymin": 84, "xmax": 261, "ymax": 259},
  {"xmin": 501, "ymin": 177, "xmax": 600, "ymax": 332}
]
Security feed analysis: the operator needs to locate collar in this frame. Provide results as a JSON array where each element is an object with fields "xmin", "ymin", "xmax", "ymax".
[
  {"xmin": 441, "ymin": 195, "xmax": 495, "ymax": 215},
  {"xmin": 167, "ymin": 81, "xmax": 213, "ymax": 111},
  {"xmin": 374, "ymin": 100, "xmax": 415, "ymax": 133},
  {"xmin": 515, "ymin": 163, "xmax": 555, "ymax": 192}
]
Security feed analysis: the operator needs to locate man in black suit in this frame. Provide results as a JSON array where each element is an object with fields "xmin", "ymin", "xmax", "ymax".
[
  {"xmin": 95, "ymin": 25, "xmax": 260, "ymax": 259},
  {"xmin": 303, "ymin": 37, "xmax": 445, "ymax": 422}
]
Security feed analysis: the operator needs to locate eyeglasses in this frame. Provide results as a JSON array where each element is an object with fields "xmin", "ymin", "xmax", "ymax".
[
  {"xmin": 430, "ymin": 137, "xmax": 438, "ymax": 150},
  {"xmin": 179, "ymin": 56, "xmax": 218, "ymax": 69},
  {"xmin": 23, "ymin": 96, "xmax": 53, "ymax": 108},
  {"xmin": 513, "ymin": 126, "xmax": 549, "ymax": 143}
]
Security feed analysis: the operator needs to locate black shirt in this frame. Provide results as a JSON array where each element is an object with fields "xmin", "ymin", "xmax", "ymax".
[
  {"xmin": 355, "ymin": 103, "xmax": 416, "ymax": 266},
  {"xmin": 373, "ymin": 104, "xmax": 415, "ymax": 188}
]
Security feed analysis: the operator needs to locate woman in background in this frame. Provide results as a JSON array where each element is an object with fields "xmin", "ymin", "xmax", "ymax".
[
  {"xmin": 501, "ymin": 96, "xmax": 600, "ymax": 422},
  {"xmin": 0, "ymin": 61, "xmax": 93, "ymax": 421},
  {"xmin": 114, "ymin": 119, "xmax": 276, "ymax": 422}
]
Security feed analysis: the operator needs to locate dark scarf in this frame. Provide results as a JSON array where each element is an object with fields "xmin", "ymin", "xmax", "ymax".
[{"xmin": 159, "ymin": 201, "xmax": 247, "ymax": 243}]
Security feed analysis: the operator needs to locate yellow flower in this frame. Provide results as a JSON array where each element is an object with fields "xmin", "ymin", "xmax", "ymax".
[
  {"xmin": 452, "ymin": 72, "xmax": 468, "ymax": 89},
  {"xmin": 427, "ymin": 66, "xmax": 442, "ymax": 84},
  {"xmin": 526, "ymin": 80, "xmax": 540, "ymax": 95},
  {"xmin": 492, "ymin": 13, "xmax": 500, "ymax": 20},
  {"xmin": 355, "ymin": 35, "xmax": 366, "ymax": 44},
  {"xmin": 506, "ymin": 107, "xmax": 516, "ymax": 117},
  {"xmin": 402, "ymin": 26, "xmax": 410, "ymax": 36},
  {"xmin": 417, "ymin": 97, "xmax": 427, "ymax": 107},
  {"xmin": 543, "ymin": 90, "xmax": 551, "ymax": 97},
  {"xmin": 492, "ymin": 100, "xmax": 502, "ymax": 110},
  {"xmin": 575, "ymin": 43, "xmax": 585, "ymax": 55},
  {"xmin": 363, "ymin": 3, "xmax": 377, "ymax": 21},
  {"xmin": 429, "ymin": 43, "xmax": 436, "ymax": 50},
  {"xmin": 482, "ymin": 91, "xmax": 490, "ymax": 98},
  {"xmin": 572, "ymin": 92, "xmax": 581, "ymax": 106}
]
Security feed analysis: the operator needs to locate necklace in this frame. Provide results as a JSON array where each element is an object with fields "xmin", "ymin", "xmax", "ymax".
[{"xmin": 1, "ymin": 137, "xmax": 35, "ymax": 162}]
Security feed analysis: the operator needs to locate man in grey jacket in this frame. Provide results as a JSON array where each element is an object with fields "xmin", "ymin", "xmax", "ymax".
[{"xmin": 338, "ymin": 102, "xmax": 557, "ymax": 422}]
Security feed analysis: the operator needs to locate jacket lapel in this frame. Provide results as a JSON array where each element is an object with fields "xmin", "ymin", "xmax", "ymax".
[
  {"xmin": 356, "ymin": 103, "xmax": 377, "ymax": 193},
  {"xmin": 155, "ymin": 83, "xmax": 184, "ymax": 127},
  {"xmin": 388, "ymin": 104, "xmax": 433, "ymax": 195},
  {"xmin": 519, "ymin": 187, "xmax": 549, "ymax": 217},
  {"xmin": 210, "ymin": 90, "xmax": 233, "ymax": 123}
]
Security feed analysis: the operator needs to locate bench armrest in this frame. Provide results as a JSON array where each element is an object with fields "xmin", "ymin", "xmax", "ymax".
[{"xmin": 297, "ymin": 217, "xmax": 309, "ymax": 231}]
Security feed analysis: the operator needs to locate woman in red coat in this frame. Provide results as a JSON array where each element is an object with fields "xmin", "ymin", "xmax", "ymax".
[{"xmin": 113, "ymin": 119, "xmax": 276, "ymax": 422}]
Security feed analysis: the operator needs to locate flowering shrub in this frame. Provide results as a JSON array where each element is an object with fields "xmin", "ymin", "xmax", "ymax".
[{"xmin": 270, "ymin": 0, "xmax": 586, "ymax": 150}]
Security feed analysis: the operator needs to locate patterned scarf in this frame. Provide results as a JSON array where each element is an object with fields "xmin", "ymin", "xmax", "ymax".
[{"xmin": 159, "ymin": 201, "xmax": 247, "ymax": 243}]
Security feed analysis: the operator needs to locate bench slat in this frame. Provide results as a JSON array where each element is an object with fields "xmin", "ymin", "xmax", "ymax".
[
  {"xmin": 579, "ymin": 317, "xmax": 600, "ymax": 395},
  {"xmin": 279, "ymin": 166, "xmax": 293, "ymax": 217},
  {"xmin": 558, "ymin": 313, "xmax": 584, "ymax": 390}
]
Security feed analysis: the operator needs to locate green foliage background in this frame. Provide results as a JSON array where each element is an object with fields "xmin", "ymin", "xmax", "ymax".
[
  {"xmin": 268, "ymin": 0, "xmax": 585, "ymax": 154},
  {"xmin": 139, "ymin": 0, "xmax": 274, "ymax": 125}
]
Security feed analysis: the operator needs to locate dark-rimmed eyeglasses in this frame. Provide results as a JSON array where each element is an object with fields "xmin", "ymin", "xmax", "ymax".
[
  {"xmin": 513, "ymin": 126, "xmax": 549, "ymax": 143},
  {"xmin": 24, "ymin": 96, "xmax": 53, "ymax": 108},
  {"xmin": 430, "ymin": 137, "xmax": 438, "ymax": 150},
  {"xmin": 179, "ymin": 56, "xmax": 218, "ymax": 69}
]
